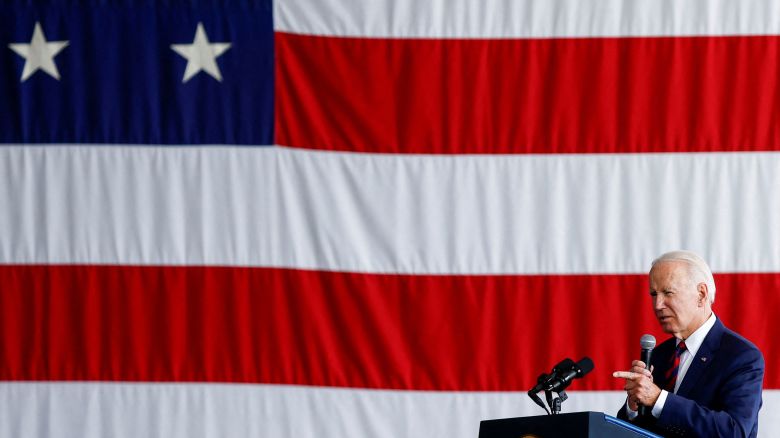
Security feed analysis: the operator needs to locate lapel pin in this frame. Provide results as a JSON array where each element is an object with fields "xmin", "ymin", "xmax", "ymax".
[{"xmin": 701, "ymin": 357, "xmax": 707, "ymax": 362}]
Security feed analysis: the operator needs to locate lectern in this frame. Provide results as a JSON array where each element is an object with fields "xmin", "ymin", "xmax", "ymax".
[{"xmin": 479, "ymin": 411, "xmax": 661, "ymax": 438}]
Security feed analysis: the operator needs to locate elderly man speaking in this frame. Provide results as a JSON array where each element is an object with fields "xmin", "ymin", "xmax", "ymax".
[{"xmin": 613, "ymin": 251, "xmax": 764, "ymax": 437}]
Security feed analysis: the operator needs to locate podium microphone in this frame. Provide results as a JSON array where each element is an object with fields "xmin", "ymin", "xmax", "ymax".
[
  {"xmin": 545, "ymin": 357, "xmax": 594, "ymax": 393},
  {"xmin": 638, "ymin": 334, "xmax": 656, "ymax": 416},
  {"xmin": 527, "ymin": 357, "xmax": 594, "ymax": 415},
  {"xmin": 528, "ymin": 358, "xmax": 577, "ymax": 395}
]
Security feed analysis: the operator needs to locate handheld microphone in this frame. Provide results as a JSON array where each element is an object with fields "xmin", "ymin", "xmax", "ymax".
[{"xmin": 638, "ymin": 334, "xmax": 656, "ymax": 416}]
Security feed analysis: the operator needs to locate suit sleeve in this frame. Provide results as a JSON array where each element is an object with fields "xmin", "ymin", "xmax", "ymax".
[
  {"xmin": 657, "ymin": 347, "xmax": 764, "ymax": 438},
  {"xmin": 616, "ymin": 404, "xmax": 628, "ymax": 421}
]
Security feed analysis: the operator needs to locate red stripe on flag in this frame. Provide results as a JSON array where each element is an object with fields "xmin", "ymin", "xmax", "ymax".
[
  {"xmin": 276, "ymin": 33, "xmax": 780, "ymax": 154},
  {"xmin": 1, "ymin": 265, "xmax": 777, "ymax": 390}
]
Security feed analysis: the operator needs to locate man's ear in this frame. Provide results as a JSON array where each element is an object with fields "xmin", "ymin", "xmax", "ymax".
[{"xmin": 697, "ymin": 283, "xmax": 709, "ymax": 306}]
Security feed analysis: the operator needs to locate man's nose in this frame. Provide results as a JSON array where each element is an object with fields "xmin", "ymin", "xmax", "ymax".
[{"xmin": 653, "ymin": 295, "xmax": 665, "ymax": 310}]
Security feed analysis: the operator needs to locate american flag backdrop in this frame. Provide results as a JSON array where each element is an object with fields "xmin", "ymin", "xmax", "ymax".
[{"xmin": 2, "ymin": 0, "xmax": 780, "ymax": 436}]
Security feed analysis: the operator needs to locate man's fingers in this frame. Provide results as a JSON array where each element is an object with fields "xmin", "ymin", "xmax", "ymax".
[
  {"xmin": 613, "ymin": 371, "xmax": 639, "ymax": 379},
  {"xmin": 630, "ymin": 366, "xmax": 653, "ymax": 377}
]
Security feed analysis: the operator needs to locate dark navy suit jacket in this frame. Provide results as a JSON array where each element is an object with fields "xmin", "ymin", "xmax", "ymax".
[{"xmin": 617, "ymin": 318, "xmax": 764, "ymax": 437}]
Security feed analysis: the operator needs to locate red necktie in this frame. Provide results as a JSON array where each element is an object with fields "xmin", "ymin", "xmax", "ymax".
[{"xmin": 664, "ymin": 340, "xmax": 687, "ymax": 392}]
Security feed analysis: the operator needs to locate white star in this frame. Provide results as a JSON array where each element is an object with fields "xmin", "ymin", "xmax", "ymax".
[
  {"xmin": 171, "ymin": 23, "xmax": 231, "ymax": 83},
  {"xmin": 8, "ymin": 22, "xmax": 69, "ymax": 82}
]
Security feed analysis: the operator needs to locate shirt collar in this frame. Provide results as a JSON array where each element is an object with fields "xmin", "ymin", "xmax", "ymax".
[{"xmin": 677, "ymin": 312, "xmax": 716, "ymax": 357}]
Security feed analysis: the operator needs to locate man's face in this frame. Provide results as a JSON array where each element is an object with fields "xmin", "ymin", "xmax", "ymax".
[{"xmin": 649, "ymin": 261, "xmax": 707, "ymax": 339}]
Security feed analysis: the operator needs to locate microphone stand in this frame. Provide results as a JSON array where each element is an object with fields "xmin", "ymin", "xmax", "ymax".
[
  {"xmin": 528, "ymin": 373, "xmax": 551, "ymax": 415},
  {"xmin": 544, "ymin": 389, "xmax": 568, "ymax": 415}
]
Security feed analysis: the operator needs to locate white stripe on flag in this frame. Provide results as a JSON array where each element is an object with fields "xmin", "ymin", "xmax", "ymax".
[
  {"xmin": 2, "ymin": 146, "xmax": 780, "ymax": 274},
  {"xmin": 1, "ymin": 383, "xmax": 778, "ymax": 438},
  {"xmin": 275, "ymin": 0, "xmax": 780, "ymax": 38}
]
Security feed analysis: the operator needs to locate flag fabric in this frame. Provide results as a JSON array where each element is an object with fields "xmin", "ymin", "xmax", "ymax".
[{"xmin": 2, "ymin": 0, "xmax": 780, "ymax": 436}]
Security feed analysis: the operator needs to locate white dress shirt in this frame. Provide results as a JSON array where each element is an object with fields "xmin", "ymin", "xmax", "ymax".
[{"xmin": 626, "ymin": 312, "xmax": 717, "ymax": 419}]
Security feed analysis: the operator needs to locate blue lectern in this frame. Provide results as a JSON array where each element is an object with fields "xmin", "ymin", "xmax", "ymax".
[{"xmin": 479, "ymin": 411, "xmax": 661, "ymax": 438}]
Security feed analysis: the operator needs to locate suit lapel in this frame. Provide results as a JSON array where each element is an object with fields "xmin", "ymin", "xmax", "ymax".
[{"xmin": 676, "ymin": 319, "xmax": 724, "ymax": 397}]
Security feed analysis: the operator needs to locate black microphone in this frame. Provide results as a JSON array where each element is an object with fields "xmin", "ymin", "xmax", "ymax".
[
  {"xmin": 527, "ymin": 357, "xmax": 595, "ymax": 415},
  {"xmin": 544, "ymin": 357, "xmax": 594, "ymax": 393},
  {"xmin": 638, "ymin": 334, "xmax": 656, "ymax": 416},
  {"xmin": 528, "ymin": 358, "xmax": 577, "ymax": 394}
]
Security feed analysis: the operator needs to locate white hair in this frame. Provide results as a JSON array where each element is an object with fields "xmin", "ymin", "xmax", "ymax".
[{"xmin": 651, "ymin": 250, "xmax": 716, "ymax": 304}]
